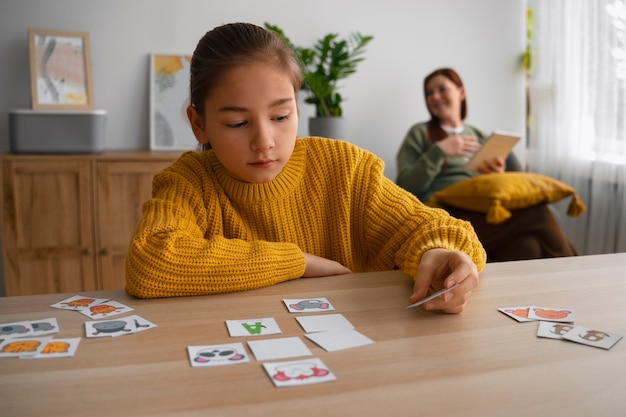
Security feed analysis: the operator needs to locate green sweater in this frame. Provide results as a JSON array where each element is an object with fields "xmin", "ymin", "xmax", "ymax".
[{"xmin": 396, "ymin": 122, "xmax": 488, "ymax": 202}]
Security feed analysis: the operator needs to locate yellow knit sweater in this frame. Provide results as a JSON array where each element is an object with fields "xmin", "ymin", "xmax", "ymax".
[{"xmin": 125, "ymin": 137, "xmax": 486, "ymax": 298}]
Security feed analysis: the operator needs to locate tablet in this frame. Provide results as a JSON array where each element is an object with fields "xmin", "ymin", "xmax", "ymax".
[{"xmin": 463, "ymin": 131, "xmax": 521, "ymax": 172}]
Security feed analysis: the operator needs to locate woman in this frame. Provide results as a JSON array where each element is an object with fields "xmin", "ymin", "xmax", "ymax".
[{"xmin": 396, "ymin": 67, "xmax": 576, "ymax": 262}]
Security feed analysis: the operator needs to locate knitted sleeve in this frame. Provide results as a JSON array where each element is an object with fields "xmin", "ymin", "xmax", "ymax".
[
  {"xmin": 353, "ymin": 149, "xmax": 486, "ymax": 278},
  {"xmin": 125, "ymin": 156, "xmax": 304, "ymax": 299}
]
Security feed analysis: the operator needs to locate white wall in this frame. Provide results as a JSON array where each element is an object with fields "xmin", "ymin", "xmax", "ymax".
[
  {"xmin": 0, "ymin": 0, "xmax": 526, "ymax": 175},
  {"xmin": 0, "ymin": 0, "xmax": 526, "ymax": 295}
]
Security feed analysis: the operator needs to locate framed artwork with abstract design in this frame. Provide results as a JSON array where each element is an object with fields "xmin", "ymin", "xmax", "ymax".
[
  {"xmin": 149, "ymin": 53, "xmax": 197, "ymax": 150},
  {"xmin": 28, "ymin": 29, "xmax": 94, "ymax": 110}
]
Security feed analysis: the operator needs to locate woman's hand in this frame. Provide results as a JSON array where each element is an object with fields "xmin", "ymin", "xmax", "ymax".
[
  {"xmin": 409, "ymin": 248, "xmax": 479, "ymax": 314},
  {"xmin": 477, "ymin": 157, "xmax": 506, "ymax": 174},
  {"xmin": 437, "ymin": 134, "xmax": 481, "ymax": 158},
  {"xmin": 302, "ymin": 253, "xmax": 352, "ymax": 277}
]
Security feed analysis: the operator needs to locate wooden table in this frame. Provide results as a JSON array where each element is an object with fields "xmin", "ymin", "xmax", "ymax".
[{"xmin": 1, "ymin": 253, "xmax": 625, "ymax": 417}]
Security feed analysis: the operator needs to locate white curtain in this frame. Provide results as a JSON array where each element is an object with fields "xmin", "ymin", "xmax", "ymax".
[{"xmin": 529, "ymin": 0, "xmax": 626, "ymax": 255}]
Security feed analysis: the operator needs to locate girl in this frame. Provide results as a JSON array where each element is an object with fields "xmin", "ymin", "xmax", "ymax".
[{"xmin": 126, "ymin": 23, "xmax": 485, "ymax": 313}]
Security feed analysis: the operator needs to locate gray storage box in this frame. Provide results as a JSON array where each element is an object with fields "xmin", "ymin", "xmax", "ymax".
[{"xmin": 9, "ymin": 109, "xmax": 106, "ymax": 154}]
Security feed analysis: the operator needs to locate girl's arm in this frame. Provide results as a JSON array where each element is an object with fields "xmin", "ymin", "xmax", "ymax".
[
  {"xmin": 125, "ymin": 168, "xmax": 304, "ymax": 299},
  {"xmin": 353, "ymin": 148, "xmax": 486, "ymax": 282}
]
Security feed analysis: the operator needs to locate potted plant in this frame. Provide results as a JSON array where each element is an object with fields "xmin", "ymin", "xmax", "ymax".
[{"xmin": 264, "ymin": 23, "xmax": 374, "ymax": 139}]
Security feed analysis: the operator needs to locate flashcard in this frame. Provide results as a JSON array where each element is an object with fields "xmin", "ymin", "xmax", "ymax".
[
  {"xmin": 304, "ymin": 329, "xmax": 374, "ymax": 352},
  {"xmin": 497, "ymin": 306, "xmax": 534, "ymax": 322},
  {"xmin": 247, "ymin": 336, "xmax": 312, "ymax": 361},
  {"xmin": 283, "ymin": 297, "xmax": 335, "ymax": 313},
  {"xmin": 0, "ymin": 320, "xmax": 35, "ymax": 338},
  {"xmin": 117, "ymin": 315, "xmax": 156, "ymax": 335},
  {"xmin": 406, "ymin": 284, "xmax": 459, "ymax": 309},
  {"xmin": 262, "ymin": 358, "xmax": 336, "ymax": 387},
  {"xmin": 77, "ymin": 300, "xmax": 134, "ymax": 320},
  {"xmin": 84, "ymin": 315, "xmax": 156, "ymax": 338},
  {"xmin": 187, "ymin": 343, "xmax": 250, "ymax": 367},
  {"xmin": 29, "ymin": 318, "xmax": 60, "ymax": 336},
  {"xmin": 562, "ymin": 325, "xmax": 623, "ymax": 350},
  {"xmin": 527, "ymin": 306, "xmax": 575, "ymax": 323},
  {"xmin": 295, "ymin": 313, "xmax": 354, "ymax": 333},
  {"xmin": 0, "ymin": 336, "xmax": 52, "ymax": 357},
  {"xmin": 536, "ymin": 320, "xmax": 577, "ymax": 340},
  {"xmin": 50, "ymin": 295, "xmax": 109, "ymax": 311},
  {"xmin": 21, "ymin": 338, "xmax": 81, "ymax": 359},
  {"xmin": 226, "ymin": 317, "xmax": 282, "ymax": 337}
]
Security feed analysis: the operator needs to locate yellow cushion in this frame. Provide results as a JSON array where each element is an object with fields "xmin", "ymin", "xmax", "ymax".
[{"xmin": 426, "ymin": 172, "xmax": 586, "ymax": 224}]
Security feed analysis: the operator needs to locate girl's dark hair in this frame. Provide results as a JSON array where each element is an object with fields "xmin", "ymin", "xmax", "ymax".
[
  {"xmin": 423, "ymin": 67, "xmax": 467, "ymax": 143},
  {"xmin": 189, "ymin": 22, "xmax": 302, "ymax": 123}
]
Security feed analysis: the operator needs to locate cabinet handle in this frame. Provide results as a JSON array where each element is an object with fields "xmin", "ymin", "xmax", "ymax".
[
  {"xmin": 100, "ymin": 248, "xmax": 109, "ymax": 256},
  {"xmin": 82, "ymin": 248, "xmax": 92, "ymax": 255}
]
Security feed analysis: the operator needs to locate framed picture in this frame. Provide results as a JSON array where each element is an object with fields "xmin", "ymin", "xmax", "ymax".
[
  {"xmin": 150, "ymin": 53, "xmax": 197, "ymax": 150},
  {"xmin": 28, "ymin": 29, "xmax": 94, "ymax": 110}
]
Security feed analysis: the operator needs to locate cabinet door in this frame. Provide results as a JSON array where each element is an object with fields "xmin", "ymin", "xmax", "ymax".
[
  {"xmin": 1, "ymin": 160, "xmax": 97, "ymax": 295},
  {"xmin": 95, "ymin": 160, "xmax": 174, "ymax": 290}
]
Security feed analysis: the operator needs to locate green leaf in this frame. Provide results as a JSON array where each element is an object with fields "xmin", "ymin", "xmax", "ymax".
[{"xmin": 264, "ymin": 23, "xmax": 373, "ymax": 117}]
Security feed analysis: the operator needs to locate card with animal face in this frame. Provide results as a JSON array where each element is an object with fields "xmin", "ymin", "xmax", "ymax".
[
  {"xmin": 77, "ymin": 301, "xmax": 134, "ymax": 320},
  {"xmin": 497, "ymin": 306, "xmax": 534, "ymax": 322},
  {"xmin": 187, "ymin": 343, "xmax": 250, "ymax": 367},
  {"xmin": 50, "ymin": 295, "xmax": 109, "ymax": 311},
  {"xmin": 527, "ymin": 306, "xmax": 575, "ymax": 323},
  {"xmin": 561, "ymin": 325, "xmax": 623, "ymax": 350},
  {"xmin": 262, "ymin": 358, "xmax": 336, "ymax": 387},
  {"xmin": 0, "ymin": 320, "xmax": 35, "ymax": 338},
  {"xmin": 0, "ymin": 336, "xmax": 52, "ymax": 357},
  {"xmin": 226, "ymin": 317, "xmax": 282, "ymax": 337},
  {"xmin": 29, "ymin": 318, "xmax": 60, "ymax": 336},
  {"xmin": 536, "ymin": 321, "xmax": 577, "ymax": 340},
  {"xmin": 21, "ymin": 338, "xmax": 81, "ymax": 359},
  {"xmin": 84, "ymin": 315, "xmax": 156, "ymax": 338},
  {"xmin": 283, "ymin": 297, "xmax": 335, "ymax": 313}
]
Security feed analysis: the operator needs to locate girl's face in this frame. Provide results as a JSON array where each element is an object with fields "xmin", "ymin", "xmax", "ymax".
[
  {"xmin": 188, "ymin": 62, "xmax": 298, "ymax": 183},
  {"xmin": 425, "ymin": 74, "xmax": 465, "ymax": 126}
]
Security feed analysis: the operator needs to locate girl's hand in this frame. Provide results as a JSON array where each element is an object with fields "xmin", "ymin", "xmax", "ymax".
[
  {"xmin": 437, "ymin": 134, "xmax": 481, "ymax": 158},
  {"xmin": 477, "ymin": 157, "xmax": 506, "ymax": 174},
  {"xmin": 409, "ymin": 248, "xmax": 479, "ymax": 314},
  {"xmin": 302, "ymin": 253, "xmax": 352, "ymax": 277}
]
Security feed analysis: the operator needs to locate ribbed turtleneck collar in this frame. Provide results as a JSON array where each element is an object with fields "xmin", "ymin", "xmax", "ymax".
[{"xmin": 208, "ymin": 139, "xmax": 306, "ymax": 204}]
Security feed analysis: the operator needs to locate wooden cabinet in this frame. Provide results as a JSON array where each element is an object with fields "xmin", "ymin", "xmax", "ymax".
[
  {"xmin": 1, "ymin": 152, "xmax": 181, "ymax": 296},
  {"xmin": 1, "ymin": 159, "xmax": 97, "ymax": 295}
]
